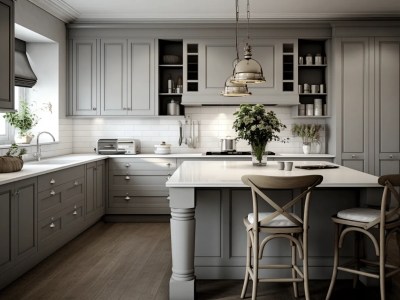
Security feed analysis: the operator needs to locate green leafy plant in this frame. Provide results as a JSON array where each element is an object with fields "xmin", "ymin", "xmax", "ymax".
[
  {"xmin": 233, "ymin": 104, "xmax": 287, "ymax": 164},
  {"xmin": 291, "ymin": 124, "xmax": 322, "ymax": 145},
  {"xmin": 3, "ymin": 100, "xmax": 39, "ymax": 137}
]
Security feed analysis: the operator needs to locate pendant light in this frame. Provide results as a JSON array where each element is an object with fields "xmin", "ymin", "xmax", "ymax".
[
  {"xmin": 231, "ymin": 0, "xmax": 266, "ymax": 84},
  {"xmin": 221, "ymin": 0, "xmax": 251, "ymax": 97}
]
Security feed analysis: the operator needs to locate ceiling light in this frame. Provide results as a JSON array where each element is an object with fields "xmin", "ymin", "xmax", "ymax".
[{"xmin": 231, "ymin": 0, "xmax": 266, "ymax": 84}]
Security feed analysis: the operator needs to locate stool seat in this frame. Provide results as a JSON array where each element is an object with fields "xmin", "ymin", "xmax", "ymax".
[
  {"xmin": 337, "ymin": 208, "xmax": 399, "ymax": 223},
  {"xmin": 248, "ymin": 212, "xmax": 299, "ymax": 227}
]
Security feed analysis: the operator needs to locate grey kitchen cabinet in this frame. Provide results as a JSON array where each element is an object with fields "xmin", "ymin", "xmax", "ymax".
[
  {"xmin": 70, "ymin": 39, "xmax": 99, "ymax": 116},
  {"xmin": 37, "ymin": 165, "xmax": 85, "ymax": 248},
  {"xmin": 0, "ymin": 0, "xmax": 14, "ymax": 111},
  {"xmin": 334, "ymin": 36, "xmax": 400, "ymax": 175},
  {"xmin": 181, "ymin": 38, "xmax": 298, "ymax": 105},
  {"xmin": 0, "ymin": 178, "xmax": 37, "ymax": 285},
  {"xmin": 86, "ymin": 160, "xmax": 105, "ymax": 219},
  {"xmin": 108, "ymin": 157, "xmax": 176, "ymax": 214},
  {"xmin": 68, "ymin": 38, "xmax": 155, "ymax": 116}
]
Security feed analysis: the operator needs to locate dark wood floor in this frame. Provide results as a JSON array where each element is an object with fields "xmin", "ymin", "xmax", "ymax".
[{"xmin": 0, "ymin": 222, "xmax": 399, "ymax": 300}]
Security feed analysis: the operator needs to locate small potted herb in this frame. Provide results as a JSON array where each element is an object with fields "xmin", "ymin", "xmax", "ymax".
[
  {"xmin": 291, "ymin": 124, "xmax": 322, "ymax": 154},
  {"xmin": 3, "ymin": 100, "xmax": 39, "ymax": 144}
]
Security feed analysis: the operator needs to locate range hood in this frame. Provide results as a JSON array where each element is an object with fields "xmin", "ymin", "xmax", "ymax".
[
  {"xmin": 15, "ymin": 38, "xmax": 37, "ymax": 88},
  {"xmin": 181, "ymin": 93, "xmax": 299, "ymax": 106}
]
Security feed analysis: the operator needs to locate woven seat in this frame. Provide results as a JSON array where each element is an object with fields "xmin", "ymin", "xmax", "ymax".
[
  {"xmin": 241, "ymin": 174, "xmax": 323, "ymax": 300},
  {"xmin": 326, "ymin": 174, "xmax": 400, "ymax": 300}
]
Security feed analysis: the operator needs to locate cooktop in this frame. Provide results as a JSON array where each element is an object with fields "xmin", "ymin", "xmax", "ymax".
[{"xmin": 205, "ymin": 151, "xmax": 275, "ymax": 156}]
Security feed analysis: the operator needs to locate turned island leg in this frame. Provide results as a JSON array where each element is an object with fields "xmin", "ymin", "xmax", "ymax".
[{"xmin": 169, "ymin": 188, "xmax": 196, "ymax": 300}]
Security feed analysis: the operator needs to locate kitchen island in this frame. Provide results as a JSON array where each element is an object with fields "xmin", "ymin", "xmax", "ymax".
[{"xmin": 166, "ymin": 160, "xmax": 381, "ymax": 300}]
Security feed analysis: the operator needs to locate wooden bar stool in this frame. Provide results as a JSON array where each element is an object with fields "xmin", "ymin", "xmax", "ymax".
[
  {"xmin": 240, "ymin": 174, "xmax": 323, "ymax": 300},
  {"xmin": 326, "ymin": 174, "xmax": 400, "ymax": 300}
]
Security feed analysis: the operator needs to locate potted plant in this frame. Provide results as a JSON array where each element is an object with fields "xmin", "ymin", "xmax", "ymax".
[
  {"xmin": 291, "ymin": 123, "xmax": 322, "ymax": 154},
  {"xmin": 3, "ymin": 100, "xmax": 39, "ymax": 144},
  {"xmin": 233, "ymin": 104, "xmax": 287, "ymax": 166},
  {"xmin": 0, "ymin": 143, "xmax": 26, "ymax": 173}
]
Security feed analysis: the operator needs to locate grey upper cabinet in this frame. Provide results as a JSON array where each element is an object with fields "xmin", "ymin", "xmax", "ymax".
[
  {"xmin": 182, "ymin": 38, "xmax": 298, "ymax": 105},
  {"xmin": 69, "ymin": 38, "xmax": 155, "ymax": 116},
  {"xmin": 0, "ymin": 0, "xmax": 14, "ymax": 111},
  {"xmin": 70, "ymin": 39, "xmax": 99, "ymax": 116}
]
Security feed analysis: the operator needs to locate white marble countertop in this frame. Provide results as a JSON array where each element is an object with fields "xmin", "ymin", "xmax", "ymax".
[
  {"xmin": 166, "ymin": 160, "xmax": 380, "ymax": 188},
  {"xmin": 108, "ymin": 153, "xmax": 335, "ymax": 158},
  {"xmin": 0, "ymin": 154, "xmax": 107, "ymax": 186}
]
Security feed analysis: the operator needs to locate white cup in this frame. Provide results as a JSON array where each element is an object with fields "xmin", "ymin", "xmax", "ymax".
[
  {"xmin": 311, "ymin": 85, "xmax": 319, "ymax": 93},
  {"xmin": 284, "ymin": 161, "xmax": 293, "ymax": 171},
  {"xmin": 277, "ymin": 161, "xmax": 285, "ymax": 170}
]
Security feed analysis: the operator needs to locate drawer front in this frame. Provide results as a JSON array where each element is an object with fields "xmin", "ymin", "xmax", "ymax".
[
  {"xmin": 62, "ymin": 177, "xmax": 85, "ymax": 205},
  {"xmin": 38, "ymin": 165, "xmax": 85, "ymax": 192},
  {"xmin": 38, "ymin": 189, "xmax": 62, "ymax": 218},
  {"xmin": 110, "ymin": 174, "xmax": 170, "ymax": 189},
  {"xmin": 62, "ymin": 202, "xmax": 84, "ymax": 228},
  {"xmin": 38, "ymin": 215, "xmax": 62, "ymax": 243},
  {"xmin": 108, "ymin": 192, "xmax": 169, "ymax": 210},
  {"xmin": 109, "ymin": 158, "xmax": 176, "ymax": 171}
]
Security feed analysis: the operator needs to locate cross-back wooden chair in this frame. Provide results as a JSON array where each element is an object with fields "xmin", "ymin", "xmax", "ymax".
[
  {"xmin": 240, "ymin": 174, "xmax": 323, "ymax": 300},
  {"xmin": 326, "ymin": 174, "xmax": 400, "ymax": 300}
]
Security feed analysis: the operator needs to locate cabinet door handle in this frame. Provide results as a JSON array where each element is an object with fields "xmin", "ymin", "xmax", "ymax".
[
  {"xmin": 125, "ymin": 163, "xmax": 131, "ymax": 167},
  {"xmin": 389, "ymin": 155, "xmax": 393, "ymax": 159},
  {"xmin": 74, "ymin": 180, "xmax": 79, "ymax": 186},
  {"xmin": 351, "ymin": 155, "xmax": 357, "ymax": 159},
  {"xmin": 14, "ymin": 190, "xmax": 20, "ymax": 197},
  {"xmin": 73, "ymin": 210, "xmax": 78, "ymax": 215},
  {"xmin": 125, "ymin": 176, "xmax": 130, "ymax": 180},
  {"xmin": 50, "ymin": 190, "xmax": 56, "ymax": 196},
  {"xmin": 125, "ymin": 194, "xmax": 131, "ymax": 201},
  {"xmin": 50, "ymin": 178, "xmax": 56, "ymax": 184},
  {"xmin": 92, "ymin": 107, "xmax": 97, "ymax": 111},
  {"xmin": 166, "ymin": 163, "xmax": 171, "ymax": 167},
  {"xmin": 167, "ymin": 195, "xmax": 171, "ymax": 201},
  {"xmin": 166, "ymin": 174, "xmax": 171, "ymax": 180},
  {"xmin": 50, "ymin": 222, "xmax": 56, "ymax": 228}
]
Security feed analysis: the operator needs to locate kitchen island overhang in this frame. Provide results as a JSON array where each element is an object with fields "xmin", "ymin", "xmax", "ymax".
[{"xmin": 166, "ymin": 161, "xmax": 381, "ymax": 300}]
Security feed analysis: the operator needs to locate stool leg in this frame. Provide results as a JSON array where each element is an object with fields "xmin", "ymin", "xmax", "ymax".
[
  {"xmin": 379, "ymin": 230, "xmax": 386, "ymax": 300},
  {"xmin": 353, "ymin": 231, "xmax": 361, "ymax": 288},
  {"xmin": 303, "ymin": 230, "xmax": 310, "ymax": 300},
  {"xmin": 251, "ymin": 232, "xmax": 259, "ymax": 300},
  {"xmin": 291, "ymin": 235, "xmax": 299, "ymax": 298},
  {"xmin": 326, "ymin": 223, "xmax": 341, "ymax": 300},
  {"xmin": 241, "ymin": 231, "xmax": 251, "ymax": 299}
]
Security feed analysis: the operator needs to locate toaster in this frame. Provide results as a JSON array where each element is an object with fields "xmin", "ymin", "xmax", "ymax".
[
  {"xmin": 117, "ymin": 138, "xmax": 141, "ymax": 154},
  {"xmin": 97, "ymin": 139, "xmax": 125, "ymax": 155}
]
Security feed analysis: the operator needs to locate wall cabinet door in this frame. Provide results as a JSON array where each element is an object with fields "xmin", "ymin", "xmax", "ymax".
[
  {"xmin": 100, "ymin": 39, "xmax": 128, "ymax": 115},
  {"xmin": 0, "ymin": 0, "xmax": 14, "ymax": 111},
  {"xmin": 335, "ymin": 38, "xmax": 371, "ymax": 172},
  {"xmin": 127, "ymin": 39, "xmax": 155, "ymax": 115},
  {"xmin": 374, "ymin": 37, "xmax": 400, "ymax": 176},
  {"xmin": 70, "ymin": 39, "xmax": 99, "ymax": 116}
]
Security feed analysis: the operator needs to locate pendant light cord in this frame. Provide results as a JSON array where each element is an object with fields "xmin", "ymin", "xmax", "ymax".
[{"xmin": 235, "ymin": 0, "xmax": 239, "ymax": 61}]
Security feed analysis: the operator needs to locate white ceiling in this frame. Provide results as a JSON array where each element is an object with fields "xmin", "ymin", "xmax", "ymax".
[{"xmin": 29, "ymin": 0, "xmax": 400, "ymax": 23}]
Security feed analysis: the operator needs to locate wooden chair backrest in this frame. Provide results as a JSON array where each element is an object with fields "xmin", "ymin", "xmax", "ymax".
[{"xmin": 241, "ymin": 175, "xmax": 323, "ymax": 228}]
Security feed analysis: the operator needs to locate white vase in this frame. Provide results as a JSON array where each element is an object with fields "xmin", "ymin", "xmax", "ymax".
[
  {"xmin": 313, "ymin": 142, "xmax": 321, "ymax": 154},
  {"xmin": 15, "ymin": 134, "xmax": 33, "ymax": 144},
  {"xmin": 302, "ymin": 143, "xmax": 311, "ymax": 154}
]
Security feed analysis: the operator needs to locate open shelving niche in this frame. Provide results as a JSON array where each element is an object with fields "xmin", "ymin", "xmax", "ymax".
[
  {"xmin": 158, "ymin": 39, "xmax": 184, "ymax": 116},
  {"xmin": 293, "ymin": 39, "xmax": 330, "ymax": 118}
]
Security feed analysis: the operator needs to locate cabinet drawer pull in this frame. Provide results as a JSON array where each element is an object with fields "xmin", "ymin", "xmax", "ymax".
[
  {"xmin": 125, "ymin": 163, "xmax": 131, "ymax": 167},
  {"xmin": 166, "ymin": 163, "xmax": 171, "ymax": 167},
  {"xmin": 73, "ymin": 210, "xmax": 78, "ymax": 215},
  {"xmin": 14, "ymin": 190, "xmax": 20, "ymax": 197},
  {"xmin": 74, "ymin": 180, "xmax": 79, "ymax": 186},
  {"xmin": 50, "ymin": 190, "xmax": 56, "ymax": 196},
  {"xmin": 166, "ymin": 174, "xmax": 171, "ymax": 180},
  {"xmin": 50, "ymin": 178, "xmax": 56, "ymax": 184},
  {"xmin": 92, "ymin": 107, "xmax": 97, "ymax": 111},
  {"xmin": 125, "ymin": 195, "xmax": 131, "ymax": 201},
  {"xmin": 50, "ymin": 222, "xmax": 56, "ymax": 228},
  {"xmin": 351, "ymin": 155, "xmax": 357, "ymax": 159},
  {"xmin": 389, "ymin": 155, "xmax": 393, "ymax": 159},
  {"xmin": 167, "ymin": 195, "xmax": 171, "ymax": 201},
  {"xmin": 125, "ymin": 176, "xmax": 131, "ymax": 180}
]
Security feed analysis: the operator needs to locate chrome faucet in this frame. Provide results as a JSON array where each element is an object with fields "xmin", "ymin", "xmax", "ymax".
[{"xmin": 34, "ymin": 131, "xmax": 56, "ymax": 161}]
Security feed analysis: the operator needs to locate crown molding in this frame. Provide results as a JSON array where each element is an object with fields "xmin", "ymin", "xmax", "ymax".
[{"xmin": 28, "ymin": 0, "xmax": 79, "ymax": 23}]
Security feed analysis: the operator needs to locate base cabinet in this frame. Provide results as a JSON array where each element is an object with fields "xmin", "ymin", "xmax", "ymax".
[
  {"xmin": 86, "ymin": 160, "xmax": 106, "ymax": 219},
  {"xmin": 0, "ymin": 178, "xmax": 37, "ymax": 288},
  {"xmin": 107, "ymin": 157, "xmax": 176, "ymax": 214}
]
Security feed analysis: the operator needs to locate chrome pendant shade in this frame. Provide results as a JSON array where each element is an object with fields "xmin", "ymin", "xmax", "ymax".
[
  {"xmin": 231, "ymin": 43, "xmax": 266, "ymax": 84},
  {"xmin": 221, "ymin": 75, "xmax": 252, "ymax": 97}
]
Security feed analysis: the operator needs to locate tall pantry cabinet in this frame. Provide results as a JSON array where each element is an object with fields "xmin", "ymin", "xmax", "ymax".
[{"xmin": 332, "ymin": 25, "xmax": 400, "ymax": 176}]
